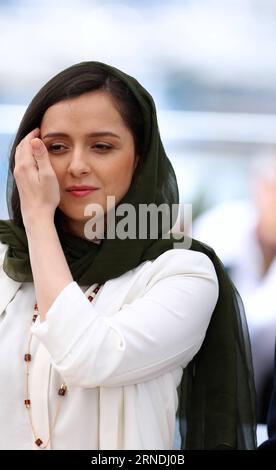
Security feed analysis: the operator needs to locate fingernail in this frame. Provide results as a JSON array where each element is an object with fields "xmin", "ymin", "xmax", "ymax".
[{"xmin": 32, "ymin": 139, "xmax": 44, "ymax": 156}]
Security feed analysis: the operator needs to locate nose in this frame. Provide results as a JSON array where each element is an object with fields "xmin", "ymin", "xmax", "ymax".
[{"xmin": 67, "ymin": 148, "xmax": 91, "ymax": 176}]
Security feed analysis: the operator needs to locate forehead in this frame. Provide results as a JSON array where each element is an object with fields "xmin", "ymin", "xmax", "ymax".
[{"xmin": 40, "ymin": 90, "xmax": 125, "ymax": 132}]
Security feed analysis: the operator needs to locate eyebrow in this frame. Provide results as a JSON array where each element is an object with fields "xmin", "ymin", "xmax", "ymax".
[{"xmin": 42, "ymin": 131, "xmax": 121, "ymax": 139}]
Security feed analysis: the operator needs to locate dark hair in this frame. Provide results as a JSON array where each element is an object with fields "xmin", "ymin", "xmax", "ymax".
[{"xmin": 7, "ymin": 62, "xmax": 146, "ymax": 227}]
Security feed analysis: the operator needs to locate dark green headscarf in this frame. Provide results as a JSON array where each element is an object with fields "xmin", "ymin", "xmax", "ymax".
[{"xmin": 0, "ymin": 61, "xmax": 256, "ymax": 449}]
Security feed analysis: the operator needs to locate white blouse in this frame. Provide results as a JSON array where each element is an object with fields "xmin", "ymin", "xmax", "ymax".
[{"xmin": 0, "ymin": 241, "xmax": 218, "ymax": 450}]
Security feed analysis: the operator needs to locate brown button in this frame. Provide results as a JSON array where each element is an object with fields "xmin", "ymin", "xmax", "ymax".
[
  {"xmin": 58, "ymin": 384, "xmax": 67, "ymax": 396},
  {"xmin": 35, "ymin": 438, "xmax": 43, "ymax": 447}
]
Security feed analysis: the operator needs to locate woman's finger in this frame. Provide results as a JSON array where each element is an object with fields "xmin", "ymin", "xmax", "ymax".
[
  {"xmin": 15, "ymin": 128, "xmax": 40, "ymax": 167},
  {"xmin": 31, "ymin": 138, "xmax": 50, "ymax": 174}
]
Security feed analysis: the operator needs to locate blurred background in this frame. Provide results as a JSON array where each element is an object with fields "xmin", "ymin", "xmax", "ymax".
[{"xmin": 1, "ymin": 0, "xmax": 276, "ymax": 219}]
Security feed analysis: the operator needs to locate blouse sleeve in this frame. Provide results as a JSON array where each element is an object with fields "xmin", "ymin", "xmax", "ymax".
[
  {"xmin": 0, "ymin": 242, "xmax": 7, "ymax": 266},
  {"xmin": 31, "ymin": 250, "xmax": 219, "ymax": 388}
]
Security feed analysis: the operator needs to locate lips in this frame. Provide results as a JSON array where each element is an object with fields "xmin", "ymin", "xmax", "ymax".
[
  {"xmin": 65, "ymin": 185, "xmax": 99, "ymax": 198},
  {"xmin": 67, "ymin": 188, "xmax": 99, "ymax": 198},
  {"xmin": 66, "ymin": 185, "xmax": 98, "ymax": 191}
]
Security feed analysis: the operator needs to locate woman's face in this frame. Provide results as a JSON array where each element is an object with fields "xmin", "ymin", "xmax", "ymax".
[{"xmin": 40, "ymin": 90, "xmax": 138, "ymax": 239}]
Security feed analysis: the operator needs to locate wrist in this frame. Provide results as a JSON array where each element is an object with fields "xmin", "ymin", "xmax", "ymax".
[{"xmin": 24, "ymin": 215, "xmax": 56, "ymax": 236}]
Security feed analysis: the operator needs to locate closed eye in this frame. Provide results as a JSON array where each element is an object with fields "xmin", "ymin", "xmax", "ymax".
[
  {"xmin": 93, "ymin": 143, "xmax": 112, "ymax": 151},
  {"xmin": 48, "ymin": 143, "xmax": 67, "ymax": 153}
]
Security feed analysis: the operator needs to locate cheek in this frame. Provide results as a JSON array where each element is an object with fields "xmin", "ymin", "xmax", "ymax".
[
  {"xmin": 116, "ymin": 153, "xmax": 136, "ymax": 179},
  {"xmin": 105, "ymin": 159, "xmax": 134, "ymax": 193}
]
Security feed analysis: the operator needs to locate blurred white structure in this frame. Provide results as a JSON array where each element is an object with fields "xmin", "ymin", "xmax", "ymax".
[{"xmin": 0, "ymin": 0, "xmax": 276, "ymax": 102}]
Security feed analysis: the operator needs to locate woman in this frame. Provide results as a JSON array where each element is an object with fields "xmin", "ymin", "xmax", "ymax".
[{"xmin": 0, "ymin": 61, "xmax": 256, "ymax": 450}]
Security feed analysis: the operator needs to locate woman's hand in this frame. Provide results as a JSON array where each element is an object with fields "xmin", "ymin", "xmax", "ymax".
[{"xmin": 13, "ymin": 128, "xmax": 60, "ymax": 228}]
